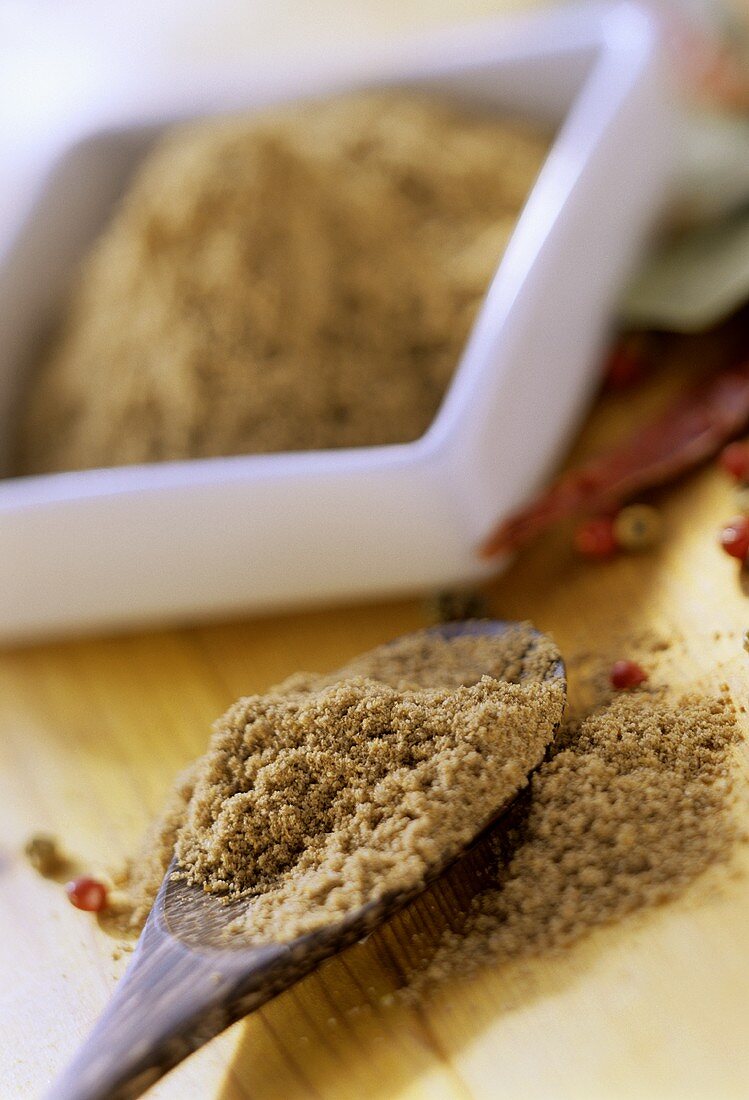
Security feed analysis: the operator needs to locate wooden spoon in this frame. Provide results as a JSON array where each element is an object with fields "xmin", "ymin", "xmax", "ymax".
[{"xmin": 50, "ymin": 620, "xmax": 565, "ymax": 1100}]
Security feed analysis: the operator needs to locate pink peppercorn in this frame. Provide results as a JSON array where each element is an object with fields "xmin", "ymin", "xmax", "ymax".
[
  {"xmin": 65, "ymin": 876, "xmax": 108, "ymax": 913},
  {"xmin": 719, "ymin": 441, "xmax": 749, "ymax": 483},
  {"xmin": 718, "ymin": 516, "xmax": 749, "ymax": 562},
  {"xmin": 603, "ymin": 335, "xmax": 650, "ymax": 391},
  {"xmin": 610, "ymin": 660, "xmax": 648, "ymax": 690},
  {"xmin": 573, "ymin": 516, "xmax": 618, "ymax": 560}
]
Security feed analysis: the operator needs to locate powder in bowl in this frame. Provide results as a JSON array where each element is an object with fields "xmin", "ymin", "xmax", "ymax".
[{"xmin": 14, "ymin": 93, "xmax": 549, "ymax": 475}]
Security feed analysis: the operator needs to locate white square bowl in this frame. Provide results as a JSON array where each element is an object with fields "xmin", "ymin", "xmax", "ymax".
[{"xmin": 0, "ymin": 1, "xmax": 674, "ymax": 641}]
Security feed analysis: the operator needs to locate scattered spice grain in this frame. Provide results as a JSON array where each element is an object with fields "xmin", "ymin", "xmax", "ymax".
[
  {"xmin": 426, "ymin": 589, "xmax": 490, "ymax": 624},
  {"xmin": 24, "ymin": 834, "xmax": 67, "ymax": 878}
]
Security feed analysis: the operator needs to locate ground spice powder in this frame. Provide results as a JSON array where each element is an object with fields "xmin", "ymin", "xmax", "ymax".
[
  {"xmin": 413, "ymin": 688, "xmax": 744, "ymax": 990},
  {"xmin": 122, "ymin": 628, "xmax": 744, "ymax": 986},
  {"xmin": 124, "ymin": 626, "xmax": 564, "ymax": 940},
  {"xmin": 15, "ymin": 93, "xmax": 548, "ymax": 475}
]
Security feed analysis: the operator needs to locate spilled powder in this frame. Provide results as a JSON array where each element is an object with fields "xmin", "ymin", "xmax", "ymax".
[
  {"xmin": 123, "ymin": 625, "xmax": 564, "ymax": 940},
  {"xmin": 410, "ymin": 687, "xmax": 744, "ymax": 991},
  {"xmin": 15, "ymin": 92, "xmax": 549, "ymax": 475},
  {"xmin": 23, "ymin": 834, "xmax": 69, "ymax": 878},
  {"xmin": 121, "ymin": 626, "xmax": 745, "ymax": 989}
]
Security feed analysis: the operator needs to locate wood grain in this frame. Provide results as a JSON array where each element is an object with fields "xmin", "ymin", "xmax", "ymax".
[
  {"xmin": 14, "ymin": 2, "xmax": 749, "ymax": 1098},
  {"xmin": 4, "ymin": 346, "xmax": 749, "ymax": 1099},
  {"xmin": 3, "ymin": 153, "xmax": 749, "ymax": 1100},
  {"xmin": 48, "ymin": 622, "xmax": 565, "ymax": 1100}
]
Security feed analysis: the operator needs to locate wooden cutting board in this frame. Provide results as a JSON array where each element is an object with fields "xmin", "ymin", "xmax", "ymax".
[{"xmin": 2, "ymin": 336, "xmax": 749, "ymax": 1099}]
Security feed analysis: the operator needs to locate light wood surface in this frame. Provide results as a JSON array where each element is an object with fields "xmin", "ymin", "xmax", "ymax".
[
  {"xmin": 3, "ymin": 343, "xmax": 749, "ymax": 1099},
  {"xmin": 49, "ymin": 621, "xmax": 564, "ymax": 1100},
  {"xmin": 3, "ymin": 5, "xmax": 748, "ymax": 1092}
]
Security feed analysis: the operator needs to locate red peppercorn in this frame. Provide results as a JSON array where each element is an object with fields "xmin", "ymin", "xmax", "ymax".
[
  {"xmin": 65, "ymin": 876, "xmax": 108, "ymax": 913},
  {"xmin": 603, "ymin": 335, "xmax": 649, "ymax": 391},
  {"xmin": 719, "ymin": 441, "xmax": 749, "ymax": 482},
  {"xmin": 573, "ymin": 516, "xmax": 619, "ymax": 559},
  {"xmin": 610, "ymin": 660, "xmax": 648, "ymax": 690},
  {"xmin": 718, "ymin": 516, "xmax": 749, "ymax": 561}
]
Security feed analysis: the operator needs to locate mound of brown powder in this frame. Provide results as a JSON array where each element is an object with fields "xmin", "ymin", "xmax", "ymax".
[
  {"xmin": 124, "ymin": 624, "xmax": 564, "ymax": 940},
  {"xmin": 15, "ymin": 93, "xmax": 549, "ymax": 475},
  {"xmin": 121, "ymin": 627, "xmax": 744, "ymax": 981},
  {"xmin": 412, "ymin": 688, "xmax": 744, "ymax": 990}
]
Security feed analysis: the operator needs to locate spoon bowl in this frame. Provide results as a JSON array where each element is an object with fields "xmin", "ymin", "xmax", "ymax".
[{"xmin": 50, "ymin": 619, "xmax": 565, "ymax": 1100}]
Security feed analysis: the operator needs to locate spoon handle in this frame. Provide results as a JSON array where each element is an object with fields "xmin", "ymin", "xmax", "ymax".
[
  {"xmin": 47, "ymin": 918, "xmax": 282, "ymax": 1100},
  {"xmin": 48, "ymin": 931, "xmax": 224, "ymax": 1100}
]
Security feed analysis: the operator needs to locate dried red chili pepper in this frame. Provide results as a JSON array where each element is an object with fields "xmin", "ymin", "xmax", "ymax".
[{"xmin": 479, "ymin": 360, "xmax": 749, "ymax": 559}]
